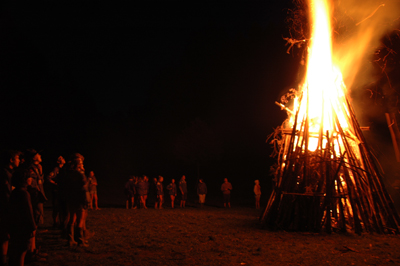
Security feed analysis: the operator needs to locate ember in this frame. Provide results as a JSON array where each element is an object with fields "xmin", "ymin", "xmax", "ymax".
[{"xmin": 261, "ymin": 0, "xmax": 400, "ymax": 233}]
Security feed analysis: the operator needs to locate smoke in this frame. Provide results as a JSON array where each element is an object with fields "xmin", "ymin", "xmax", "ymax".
[{"xmin": 331, "ymin": 0, "xmax": 400, "ymax": 89}]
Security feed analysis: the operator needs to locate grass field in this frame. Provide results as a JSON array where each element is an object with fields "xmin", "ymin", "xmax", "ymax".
[{"xmin": 34, "ymin": 205, "xmax": 400, "ymax": 266}]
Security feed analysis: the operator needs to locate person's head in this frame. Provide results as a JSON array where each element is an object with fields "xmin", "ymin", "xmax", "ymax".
[
  {"xmin": 25, "ymin": 149, "xmax": 41, "ymax": 165},
  {"xmin": 71, "ymin": 158, "xmax": 84, "ymax": 173},
  {"xmin": 27, "ymin": 176, "xmax": 33, "ymax": 186},
  {"xmin": 144, "ymin": 175, "xmax": 148, "ymax": 181},
  {"xmin": 181, "ymin": 175, "xmax": 186, "ymax": 181},
  {"xmin": 68, "ymin": 153, "xmax": 84, "ymax": 166},
  {"xmin": 224, "ymin": 178, "xmax": 228, "ymax": 183},
  {"xmin": 199, "ymin": 179, "xmax": 203, "ymax": 183},
  {"xmin": 171, "ymin": 179, "xmax": 175, "ymax": 183},
  {"xmin": 33, "ymin": 153, "xmax": 42, "ymax": 165},
  {"xmin": 255, "ymin": 180, "xmax": 259, "ymax": 185},
  {"xmin": 57, "ymin": 156, "xmax": 66, "ymax": 166},
  {"xmin": 89, "ymin": 171, "xmax": 94, "ymax": 177},
  {"xmin": 11, "ymin": 151, "xmax": 21, "ymax": 169},
  {"xmin": 158, "ymin": 176, "xmax": 163, "ymax": 182},
  {"xmin": 2, "ymin": 150, "xmax": 22, "ymax": 169}
]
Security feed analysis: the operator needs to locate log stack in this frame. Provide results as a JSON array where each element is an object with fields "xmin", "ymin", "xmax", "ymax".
[{"xmin": 261, "ymin": 91, "xmax": 400, "ymax": 234}]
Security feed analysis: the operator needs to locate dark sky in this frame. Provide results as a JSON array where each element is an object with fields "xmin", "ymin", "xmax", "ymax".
[{"xmin": 0, "ymin": 1, "xmax": 311, "ymax": 202}]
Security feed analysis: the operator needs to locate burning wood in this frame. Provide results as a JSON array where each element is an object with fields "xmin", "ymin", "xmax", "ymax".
[
  {"xmin": 261, "ymin": 0, "xmax": 400, "ymax": 234},
  {"xmin": 275, "ymin": 101, "xmax": 295, "ymax": 115}
]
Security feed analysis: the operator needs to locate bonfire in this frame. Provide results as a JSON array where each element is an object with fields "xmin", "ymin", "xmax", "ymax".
[{"xmin": 261, "ymin": 0, "xmax": 400, "ymax": 234}]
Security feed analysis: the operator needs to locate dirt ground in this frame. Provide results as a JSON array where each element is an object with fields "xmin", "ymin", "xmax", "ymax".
[{"xmin": 33, "ymin": 205, "xmax": 400, "ymax": 266}]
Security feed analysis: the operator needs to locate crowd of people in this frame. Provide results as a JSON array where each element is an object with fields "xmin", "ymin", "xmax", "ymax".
[
  {"xmin": 124, "ymin": 175, "xmax": 188, "ymax": 210},
  {"xmin": 0, "ymin": 149, "xmax": 98, "ymax": 266},
  {"xmin": 124, "ymin": 175, "xmax": 262, "ymax": 210},
  {"xmin": 0, "ymin": 148, "xmax": 263, "ymax": 265}
]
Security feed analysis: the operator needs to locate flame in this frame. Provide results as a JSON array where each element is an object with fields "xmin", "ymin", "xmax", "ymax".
[{"xmin": 288, "ymin": 0, "xmax": 356, "ymax": 153}]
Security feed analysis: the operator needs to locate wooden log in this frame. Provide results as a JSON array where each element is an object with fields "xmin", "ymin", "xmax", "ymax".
[
  {"xmin": 333, "ymin": 116, "xmax": 375, "ymax": 232},
  {"xmin": 341, "ymin": 171, "xmax": 363, "ymax": 234},
  {"xmin": 324, "ymin": 130, "xmax": 332, "ymax": 233}
]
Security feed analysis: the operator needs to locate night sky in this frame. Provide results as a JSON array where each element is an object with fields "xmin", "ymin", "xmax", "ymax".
[{"xmin": 0, "ymin": 2, "xmax": 394, "ymax": 205}]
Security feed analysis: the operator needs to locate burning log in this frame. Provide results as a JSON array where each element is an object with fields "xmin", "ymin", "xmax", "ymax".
[{"xmin": 275, "ymin": 101, "xmax": 295, "ymax": 115}]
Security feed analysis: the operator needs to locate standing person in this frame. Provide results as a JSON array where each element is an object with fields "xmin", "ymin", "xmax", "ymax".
[
  {"xmin": 47, "ymin": 156, "xmax": 65, "ymax": 228},
  {"xmin": 88, "ymin": 171, "xmax": 100, "ymax": 210},
  {"xmin": 65, "ymin": 154, "xmax": 90, "ymax": 247},
  {"xmin": 197, "ymin": 179, "xmax": 207, "ymax": 208},
  {"xmin": 179, "ymin": 175, "xmax": 187, "ymax": 208},
  {"xmin": 143, "ymin": 176, "xmax": 149, "ymax": 208},
  {"xmin": 166, "ymin": 179, "xmax": 177, "ymax": 208},
  {"xmin": 221, "ymin": 178, "xmax": 232, "ymax": 208},
  {"xmin": 8, "ymin": 168, "xmax": 37, "ymax": 266},
  {"xmin": 254, "ymin": 180, "xmax": 261, "ymax": 209},
  {"xmin": 124, "ymin": 176, "xmax": 136, "ymax": 209},
  {"xmin": 136, "ymin": 176, "xmax": 147, "ymax": 209},
  {"xmin": 25, "ymin": 149, "xmax": 47, "ymax": 227},
  {"xmin": 0, "ymin": 150, "xmax": 21, "ymax": 266},
  {"xmin": 155, "ymin": 176, "xmax": 164, "ymax": 209}
]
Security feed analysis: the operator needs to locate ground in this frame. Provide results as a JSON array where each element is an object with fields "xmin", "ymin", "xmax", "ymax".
[{"xmin": 33, "ymin": 205, "xmax": 400, "ymax": 266}]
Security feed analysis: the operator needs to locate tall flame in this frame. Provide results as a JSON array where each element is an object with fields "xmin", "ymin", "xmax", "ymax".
[{"xmin": 289, "ymin": 0, "xmax": 355, "ymax": 153}]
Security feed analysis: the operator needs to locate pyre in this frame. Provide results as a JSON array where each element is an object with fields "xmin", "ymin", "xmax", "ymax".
[{"xmin": 261, "ymin": 0, "xmax": 400, "ymax": 234}]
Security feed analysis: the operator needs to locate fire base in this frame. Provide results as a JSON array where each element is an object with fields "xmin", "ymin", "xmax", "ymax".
[{"xmin": 261, "ymin": 102, "xmax": 400, "ymax": 234}]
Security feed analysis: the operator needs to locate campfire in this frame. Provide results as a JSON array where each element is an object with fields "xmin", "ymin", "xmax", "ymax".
[{"xmin": 261, "ymin": 0, "xmax": 400, "ymax": 233}]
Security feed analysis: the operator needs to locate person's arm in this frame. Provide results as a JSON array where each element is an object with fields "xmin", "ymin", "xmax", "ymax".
[{"xmin": 47, "ymin": 170, "xmax": 57, "ymax": 185}]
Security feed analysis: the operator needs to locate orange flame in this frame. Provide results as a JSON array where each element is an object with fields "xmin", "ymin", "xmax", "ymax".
[{"xmin": 288, "ymin": 0, "xmax": 356, "ymax": 153}]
